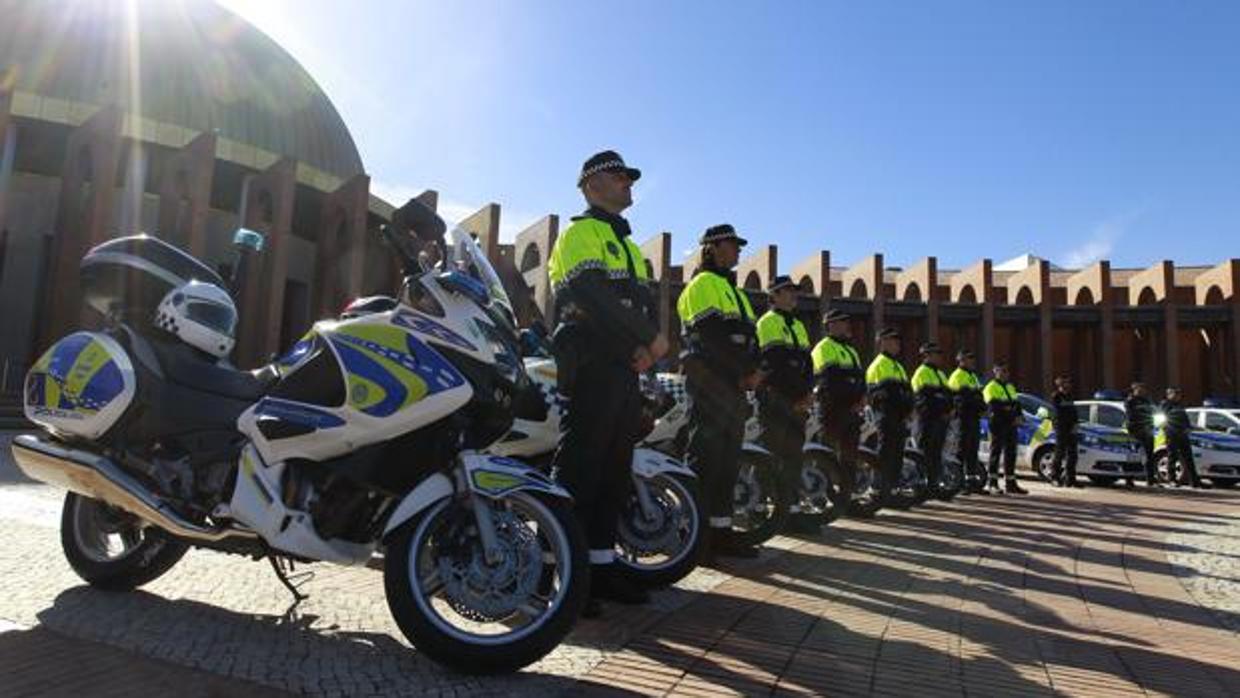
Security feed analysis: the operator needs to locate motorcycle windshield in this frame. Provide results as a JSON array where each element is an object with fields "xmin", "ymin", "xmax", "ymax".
[{"xmin": 449, "ymin": 227, "xmax": 515, "ymax": 322}]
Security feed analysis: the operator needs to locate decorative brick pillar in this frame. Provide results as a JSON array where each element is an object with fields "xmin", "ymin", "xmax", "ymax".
[
  {"xmin": 314, "ymin": 174, "xmax": 370, "ymax": 318},
  {"xmin": 42, "ymin": 106, "xmax": 123, "ymax": 348},
  {"xmin": 235, "ymin": 158, "xmax": 296, "ymax": 367},
  {"xmin": 155, "ymin": 132, "xmax": 216, "ymax": 257}
]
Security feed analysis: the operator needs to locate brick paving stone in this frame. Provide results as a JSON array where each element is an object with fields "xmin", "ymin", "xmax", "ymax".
[{"xmin": 6, "ymin": 439, "xmax": 1240, "ymax": 696}]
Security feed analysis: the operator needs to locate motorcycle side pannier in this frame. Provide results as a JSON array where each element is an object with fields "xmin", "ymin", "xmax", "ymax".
[{"xmin": 24, "ymin": 331, "xmax": 137, "ymax": 439}]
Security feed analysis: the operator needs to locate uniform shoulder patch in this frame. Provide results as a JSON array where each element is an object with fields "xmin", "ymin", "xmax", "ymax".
[{"xmin": 605, "ymin": 241, "xmax": 621, "ymax": 257}]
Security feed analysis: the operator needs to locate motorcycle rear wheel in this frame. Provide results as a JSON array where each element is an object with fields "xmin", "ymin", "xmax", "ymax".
[{"xmin": 60, "ymin": 492, "xmax": 188, "ymax": 591}]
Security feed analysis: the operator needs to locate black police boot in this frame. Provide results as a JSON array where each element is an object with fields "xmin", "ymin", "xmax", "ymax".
[{"xmin": 1005, "ymin": 479, "xmax": 1029, "ymax": 495}]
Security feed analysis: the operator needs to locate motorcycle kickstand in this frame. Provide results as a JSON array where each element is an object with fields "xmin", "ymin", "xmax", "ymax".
[{"xmin": 268, "ymin": 555, "xmax": 313, "ymax": 603}]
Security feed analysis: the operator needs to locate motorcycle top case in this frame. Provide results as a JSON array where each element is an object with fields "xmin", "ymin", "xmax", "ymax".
[
  {"xmin": 25, "ymin": 331, "xmax": 137, "ymax": 439},
  {"xmin": 80, "ymin": 234, "xmax": 226, "ymax": 319}
]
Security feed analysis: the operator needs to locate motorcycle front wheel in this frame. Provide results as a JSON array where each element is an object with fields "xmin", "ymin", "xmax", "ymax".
[
  {"xmin": 886, "ymin": 451, "xmax": 929, "ymax": 510},
  {"xmin": 799, "ymin": 451, "xmax": 851, "ymax": 526},
  {"xmin": 730, "ymin": 451, "xmax": 790, "ymax": 548},
  {"xmin": 847, "ymin": 451, "xmax": 886, "ymax": 518},
  {"xmin": 614, "ymin": 472, "xmax": 703, "ymax": 588},
  {"xmin": 383, "ymin": 491, "xmax": 587, "ymax": 675},
  {"xmin": 935, "ymin": 458, "xmax": 964, "ymax": 501}
]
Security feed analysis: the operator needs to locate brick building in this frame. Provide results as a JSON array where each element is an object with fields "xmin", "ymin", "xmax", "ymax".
[{"xmin": 1, "ymin": 0, "xmax": 1236, "ymax": 408}]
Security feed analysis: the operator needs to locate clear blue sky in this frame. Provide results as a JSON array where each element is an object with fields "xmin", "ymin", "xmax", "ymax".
[{"xmin": 220, "ymin": 0, "xmax": 1239, "ymax": 271}]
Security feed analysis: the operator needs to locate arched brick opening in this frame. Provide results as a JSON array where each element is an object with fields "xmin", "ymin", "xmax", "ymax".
[
  {"xmin": 744, "ymin": 271, "xmax": 762, "ymax": 290},
  {"xmin": 848, "ymin": 279, "xmax": 868, "ymax": 299},
  {"xmin": 1074, "ymin": 287, "xmax": 1095, "ymax": 305},
  {"xmin": 1015, "ymin": 286, "xmax": 1035, "ymax": 305},
  {"xmin": 1205, "ymin": 285, "xmax": 1225, "ymax": 305},
  {"xmin": 957, "ymin": 285, "xmax": 978, "ymax": 304},
  {"xmin": 798, "ymin": 276, "xmax": 815, "ymax": 294},
  {"xmin": 1137, "ymin": 287, "xmax": 1157, "ymax": 306},
  {"xmin": 903, "ymin": 282, "xmax": 922, "ymax": 302}
]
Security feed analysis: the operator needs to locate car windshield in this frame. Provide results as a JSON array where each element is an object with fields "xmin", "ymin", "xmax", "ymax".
[{"xmin": 448, "ymin": 227, "xmax": 515, "ymax": 320}]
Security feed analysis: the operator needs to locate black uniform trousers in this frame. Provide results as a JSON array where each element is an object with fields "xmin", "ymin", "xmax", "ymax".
[
  {"xmin": 876, "ymin": 414, "xmax": 909, "ymax": 502},
  {"xmin": 822, "ymin": 407, "xmax": 861, "ymax": 501},
  {"xmin": 551, "ymin": 359, "xmax": 640, "ymax": 562},
  {"xmin": 988, "ymin": 425, "xmax": 1018, "ymax": 484},
  {"xmin": 757, "ymin": 389, "xmax": 806, "ymax": 511},
  {"xmin": 1166, "ymin": 433, "xmax": 1200, "ymax": 486},
  {"xmin": 916, "ymin": 415, "xmax": 947, "ymax": 490},
  {"xmin": 685, "ymin": 362, "xmax": 748, "ymax": 529},
  {"xmin": 1131, "ymin": 430, "xmax": 1157, "ymax": 483},
  {"xmin": 1052, "ymin": 432, "xmax": 1079, "ymax": 484},
  {"xmin": 956, "ymin": 415, "xmax": 983, "ymax": 486}
]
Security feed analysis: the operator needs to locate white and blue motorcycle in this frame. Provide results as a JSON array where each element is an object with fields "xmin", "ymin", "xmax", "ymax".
[
  {"xmin": 487, "ymin": 353, "xmax": 704, "ymax": 589},
  {"xmin": 13, "ymin": 204, "xmax": 587, "ymax": 675}
]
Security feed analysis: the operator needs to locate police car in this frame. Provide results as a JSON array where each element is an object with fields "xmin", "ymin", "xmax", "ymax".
[
  {"xmin": 979, "ymin": 394, "xmax": 1145, "ymax": 484},
  {"xmin": 1186, "ymin": 406, "xmax": 1240, "ymax": 437},
  {"xmin": 1077, "ymin": 400, "xmax": 1240, "ymax": 488}
]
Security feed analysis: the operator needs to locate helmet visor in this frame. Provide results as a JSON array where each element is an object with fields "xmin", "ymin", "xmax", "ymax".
[{"xmin": 185, "ymin": 300, "xmax": 237, "ymax": 335}]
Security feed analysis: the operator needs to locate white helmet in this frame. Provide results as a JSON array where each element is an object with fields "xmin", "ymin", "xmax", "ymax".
[{"xmin": 154, "ymin": 280, "xmax": 238, "ymax": 359}]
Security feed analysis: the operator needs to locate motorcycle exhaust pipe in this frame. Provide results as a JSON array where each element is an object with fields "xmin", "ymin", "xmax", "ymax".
[{"xmin": 10, "ymin": 434, "xmax": 252, "ymax": 543}]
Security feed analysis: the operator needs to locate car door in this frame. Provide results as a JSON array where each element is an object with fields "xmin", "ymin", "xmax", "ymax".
[{"xmin": 1204, "ymin": 411, "xmax": 1236, "ymax": 434}]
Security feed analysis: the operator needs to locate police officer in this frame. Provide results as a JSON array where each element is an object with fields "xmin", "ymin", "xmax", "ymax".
[
  {"xmin": 755, "ymin": 276, "xmax": 813, "ymax": 530},
  {"xmin": 547, "ymin": 150, "xmax": 668, "ymax": 611},
  {"xmin": 677, "ymin": 224, "xmax": 761, "ymax": 559},
  {"xmin": 1162, "ymin": 387, "xmax": 1205, "ymax": 488},
  {"xmin": 948, "ymin": 349, "xmax": 986, "ymax": 495},
  {"xmin": 1050, "ymin": 375, "xmax": 1081, "ymax": 488},
  {"xmin": 811, "ymin": 309, "xmax": 866, "ymax": 508},
  {"xmin": 866, "ymin": 327, "xmax": 913, "ymax": 506},
  {"xmin": 911, "ymin": 342, "xmax": 952, "ymax": 496},
  {"xmin": 983, "ymin": 361, "xmax": 1028, "ymax": 495},
  {"xmin": 1124, "ymin": 382, "xmax": 1159, "ymax": 487}
]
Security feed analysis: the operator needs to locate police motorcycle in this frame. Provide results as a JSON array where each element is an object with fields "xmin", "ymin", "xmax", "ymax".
[
  {"xmin": 858, "ymin": 408, "xmax": 931, "ymax": 510},
  {"xmin": 642, "ymin": 373, "xmax": 791, "ymax": 547},
  {"xmin": 12, "ymin": 202, "xmax": 588, "ymax": 675},
  {"xmin": 485, "ymin": 342, "xmax": 704, "ymax": 589},
  {"xmin": 802, "ymin": 403, "xmax": 886, "ymax": 520},
  {"xmin": 931, "ymin": 425, "xmax": 966, "ymax": 501}
]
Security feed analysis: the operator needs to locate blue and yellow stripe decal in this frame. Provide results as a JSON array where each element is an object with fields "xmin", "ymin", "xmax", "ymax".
[
  {"xmin": 326, "ymin": 324, "xmax": 466, "ymax": 418},
  {"xmin": 26, "ymin": 333, "xmax": 126, "ymax": 415}
]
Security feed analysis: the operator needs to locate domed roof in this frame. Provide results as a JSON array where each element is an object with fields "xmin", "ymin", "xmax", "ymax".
[{"xmin": 0, "ymin": 0, "xmax": 364, "ymax": 180}]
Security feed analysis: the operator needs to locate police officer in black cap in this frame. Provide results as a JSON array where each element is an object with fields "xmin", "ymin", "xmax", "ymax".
[
  {"xmin": 948, "ymin": 349, "xmax": 986, "ymax": 494},
  {"xmin": 865, "ymin": 327, "xmax": 913, "ymax": 505},
  {"xmin": 811, "ymin": 309, "xmax": 866, "ymax": 508},
  {"xmin": 911, "ymin": 341, "xmax": 952, "ymax": 497},
  {"xmin": 755, "ymin": 275, "xmax": 814, "ymax": 530},
  {"xmin": 677, "ymin": 224, "xmax": 762, "ymax": 559},
  {"xmin": 546, "ymin": 150, "xmax": 668, "ymax": 613}
]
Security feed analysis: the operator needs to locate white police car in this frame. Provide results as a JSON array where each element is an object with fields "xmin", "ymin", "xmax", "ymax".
[
  {"xmin": 1186, "ymin": 406, "xmax": 1240, "ymax": 437},
  {"xmin": 979, "ymin": 394, "xmax": 1145, "ymax": 484},
  {"xmin": 1077, "ymin": 400, "xmax": 1240, "ymax": 488}
]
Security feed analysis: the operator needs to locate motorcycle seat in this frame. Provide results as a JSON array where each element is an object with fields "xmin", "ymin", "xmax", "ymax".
[{"xmin": 145, "ymin": 336, "xmax": 278, "ymax": 402}]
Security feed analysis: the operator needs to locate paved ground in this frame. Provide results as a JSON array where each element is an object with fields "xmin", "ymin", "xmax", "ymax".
[{"xmin": 2, "ymin": 430, "xmax": 1238, "ymax": 696}]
